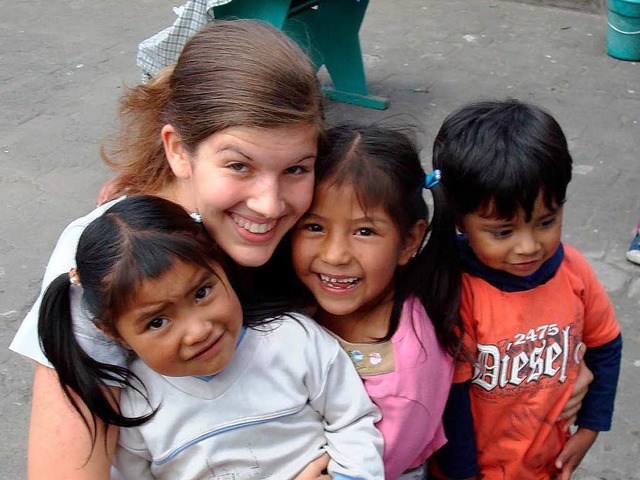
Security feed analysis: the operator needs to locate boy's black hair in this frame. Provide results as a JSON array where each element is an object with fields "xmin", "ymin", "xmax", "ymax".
[
  {"xmin": 37, "ymin": 195, "xmax": 283, "ymax": 444},
  {"xmin": 304, "ymin": 123, "xmax": 462, "ymax": 356},
  {"xmin": 432, "ymin": 99, "xmax": 572, "ymax": 220}
]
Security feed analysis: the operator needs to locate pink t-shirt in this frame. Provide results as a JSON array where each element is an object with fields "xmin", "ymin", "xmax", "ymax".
[{"xmin": 328, "ymin": 296, "xmax": 454, "ymax": 479}]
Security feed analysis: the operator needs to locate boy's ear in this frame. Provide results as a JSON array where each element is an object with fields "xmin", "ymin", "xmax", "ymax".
[
  {"xmin": 93, "ymin": 320, "xmax": 131, "ymax": 350},
  {"xmin": 456, "ymin": 215, "xmax": 467, "ymax": 234},
  {"xmin": 398, "ymin": 219, "xmax": 428, "ymax": 266},
  {"xmin": 162, "ymin": 124, "xmax": 193, "ymax": 180}
]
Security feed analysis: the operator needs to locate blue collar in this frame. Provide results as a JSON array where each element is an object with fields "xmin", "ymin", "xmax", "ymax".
[
  {"xmin": 457, "ymin": 235, "xmax": 564, "ymax": 292},
  {"xmin": 194, "ymin": 326, "xmax": 248, "ymax": 382}
]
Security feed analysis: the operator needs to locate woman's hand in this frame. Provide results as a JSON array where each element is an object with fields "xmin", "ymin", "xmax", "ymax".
[
  {"xmin": 96, "ymin": 177, "xmax": 118, "ymax": 206},
  {"xmin": 292, "ymin": 453, "xmax": 330, "ymax": 480},
  {"xmin": 27, "ymin": 364, "xmax": 119, "ymax": 479},
  {"xmin": 556, "ymin": 347, "xmax": 593, "ymax": 428}
]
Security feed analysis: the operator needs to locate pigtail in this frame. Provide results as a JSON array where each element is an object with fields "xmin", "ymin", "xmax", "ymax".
[
  {"xmin": 100, "ymin": 66, "xmax": 175, "ymax": 199},
  {"xmin": 38, "ymin": 274, "xmax": 155, "ymax": 439},
  {"xmin": 400, "ymin": 183, "xmax": 463, "ymax": 357}
]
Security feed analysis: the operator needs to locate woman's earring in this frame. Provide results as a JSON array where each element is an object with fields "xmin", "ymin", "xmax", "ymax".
[{"xmin": 190, "ymin": 210, "xmax": 203, "ymax": 223}]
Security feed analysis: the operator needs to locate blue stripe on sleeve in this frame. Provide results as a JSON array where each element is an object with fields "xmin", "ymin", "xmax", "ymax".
[
  {"xmin": 436, "ymin": 381, "xmax": 479, "ymax": 479},
  {"xmin": 577, "ymin": 334, "xmax": 623, "ymax": 431}
]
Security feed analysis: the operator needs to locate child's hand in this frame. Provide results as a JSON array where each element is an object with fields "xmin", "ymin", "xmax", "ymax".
[
  {"xmin": 554, "ymin": 427, "xmax": 598, "ymax": 480},
  {"xmin": 557, "ymin": 346, "xmax": 593, "ymax": 429},
  {"xmin": 292, "ymin": 453, "xmax": 329, "ymax": 480}
]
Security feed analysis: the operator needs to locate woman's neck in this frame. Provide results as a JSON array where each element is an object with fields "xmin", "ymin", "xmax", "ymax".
[{"xmin": 157, "ymin": 180, "xmax": 191, "ymax": 210}]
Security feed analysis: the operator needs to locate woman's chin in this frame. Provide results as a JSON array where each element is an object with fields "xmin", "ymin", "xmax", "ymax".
[{"xmin": 227, "ymin": 244, "xmax": 278, "ymax": 268}]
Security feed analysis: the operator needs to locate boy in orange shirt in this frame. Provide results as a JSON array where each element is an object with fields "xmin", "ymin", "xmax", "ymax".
[{"xmin": 431, "ymin": 100, "xmax": 622, "ymax": 480}]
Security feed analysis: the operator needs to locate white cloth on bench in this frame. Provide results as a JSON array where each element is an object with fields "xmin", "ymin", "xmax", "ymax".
[{"xmin": 137, "ymin": 0, "xmax": 231, "ymax": 80}]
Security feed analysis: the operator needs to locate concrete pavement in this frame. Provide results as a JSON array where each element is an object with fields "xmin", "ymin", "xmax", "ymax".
[{"xmin": 1, "ymin": 0, "xmax": 638, "ymax": 478}]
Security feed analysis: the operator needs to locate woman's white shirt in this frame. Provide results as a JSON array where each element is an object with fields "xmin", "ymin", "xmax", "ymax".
[{"xmin": 10, "ymin": 197, "xmax": 127, "ymax": 368}]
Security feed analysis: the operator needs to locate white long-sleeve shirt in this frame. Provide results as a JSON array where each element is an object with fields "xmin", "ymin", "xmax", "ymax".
[{"xmin": 114, "ymin": 314, "xmax": 384, "ymax": 480}]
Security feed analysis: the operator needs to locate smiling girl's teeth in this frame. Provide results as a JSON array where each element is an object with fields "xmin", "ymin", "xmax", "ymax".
[
  {"xmin": 232, "ymin": 214, "xmax": 276, "ymax": 234},
  {"xmin": 319, "ymin": 274, "xmax": 358, "ymax": 285}
]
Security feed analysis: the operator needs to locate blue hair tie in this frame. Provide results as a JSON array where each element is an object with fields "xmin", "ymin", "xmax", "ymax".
[{"xmin": 424, "ymin": 169, "xmax": 441, "ymax": 189}]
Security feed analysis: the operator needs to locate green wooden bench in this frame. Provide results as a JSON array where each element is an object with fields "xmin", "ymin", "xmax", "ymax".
[{"xmin": 212, "ymin": 0, "xmax": 389, "ymax": 110}]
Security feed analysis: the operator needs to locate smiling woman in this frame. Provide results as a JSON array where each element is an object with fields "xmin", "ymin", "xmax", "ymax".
[
  {"xmin": 162, "ymin": 123, "xmax": 319, "ymax": 267},
  {"xmin": 101, "ymin": 20, "xmax": 323, "ymax": 268},
  {"xmin": 9, "ymin": 19, "xmax": 326, "ymax": 480}
]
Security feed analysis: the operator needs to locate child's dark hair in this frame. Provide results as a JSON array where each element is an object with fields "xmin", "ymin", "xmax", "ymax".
[
  {"xmin": 432, "ymin": 99, "xmax": 572, "ymax": 221},
  {"xmin": 37, "ymin": 195, "xmax": 272, "ymax": 441},
  {"xmin": 312, "ymin": 123, "xmax": 462, "ymax": 355}
]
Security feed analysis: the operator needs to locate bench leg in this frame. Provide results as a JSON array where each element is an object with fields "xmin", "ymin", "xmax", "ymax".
[
  {"xmin": 213, "ymin": 0, "xmax": 388, "ymax": 109},
  {"xmin": 286, "ymin": 0, "xmax": 388, "ymax": 109},
  {"xmin": 212, "ymin": 0, "xmax": 291, "ymax": 28}
]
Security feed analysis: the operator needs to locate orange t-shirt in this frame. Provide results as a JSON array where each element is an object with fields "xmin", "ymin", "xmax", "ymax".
[{"xmin": 454, "ymin": 243, "xmax": 620, "ymax": 480}]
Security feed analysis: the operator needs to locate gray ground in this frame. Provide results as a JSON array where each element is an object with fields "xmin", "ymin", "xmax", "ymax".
[{"xmin": 1, "ymin": 0, "xmax": 638, "ymax": 478}]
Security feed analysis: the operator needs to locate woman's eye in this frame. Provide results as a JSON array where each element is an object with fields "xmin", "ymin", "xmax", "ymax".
[
  {"xmin": 195, "ymin": 285, "xmax": 212, "ymax": 303},
  {"xmin": 148, "ymin": 317, "xmax": 170, "ymax": 331},
  {"xmin": 228, "ymin": 163, "xmax": 249, "ymax": 173},
  {"xmin": 284, "ymin": 165, "xmax": 310, "ymax": 175}
]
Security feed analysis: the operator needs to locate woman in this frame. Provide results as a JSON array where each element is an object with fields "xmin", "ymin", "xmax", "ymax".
[{"xmin": 10, "ymin": 20, "xmax": 324, "ymax": 479}]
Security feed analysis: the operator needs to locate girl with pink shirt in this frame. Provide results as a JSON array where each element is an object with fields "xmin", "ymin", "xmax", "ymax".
[{"xmin": 291, "ymin": 123, "xmax": 463, "ymax": 479}]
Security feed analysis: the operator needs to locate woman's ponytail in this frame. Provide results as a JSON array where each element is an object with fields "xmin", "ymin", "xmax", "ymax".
[{"xmin": 100, "ymin": 66, "xmax": 175, "ymax": 199}]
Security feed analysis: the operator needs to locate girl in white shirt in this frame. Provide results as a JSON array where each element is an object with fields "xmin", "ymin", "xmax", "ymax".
[{"xmin": 38, "ymin": 195, "xmax": 383, "ymax": 480}]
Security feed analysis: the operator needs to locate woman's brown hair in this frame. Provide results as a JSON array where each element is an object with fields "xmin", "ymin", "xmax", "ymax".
[{"xmin": 102, "ymin": 19, "xmax": 324, "ymax": 196}]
